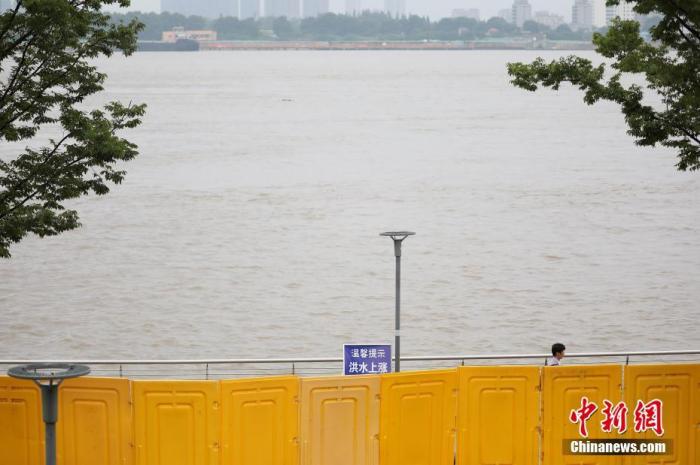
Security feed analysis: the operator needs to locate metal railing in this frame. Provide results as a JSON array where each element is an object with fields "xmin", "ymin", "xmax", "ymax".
[
  {"xmin": 1, "ymin": 349, "xmax": 699, "ymax": 379},
  {"xmin": 2, "ymin": 349, "xmax": 699, "ymax": 365}
]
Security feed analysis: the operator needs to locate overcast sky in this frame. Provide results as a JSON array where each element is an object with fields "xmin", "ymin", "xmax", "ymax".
[{"xmin": 117, "ymin": 0, "xmax": 575, "ymax": 21}]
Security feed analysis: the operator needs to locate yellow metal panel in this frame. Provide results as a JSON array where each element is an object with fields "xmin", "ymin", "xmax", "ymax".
[
  {"xmin": 57, "ymin": 377, "xmax": 133, "ymax": 465},
  {"xmin": 300, "ymin": 375, "xmax": 380, "ymax": 465},
  {"xmin": 623, "ymin": 364, "xmax": 700, "ymax": 465},
  {"xmin": 220, "ymin": 376, "xmax": 299, "ymax": 465},
  {"xmin": 696, "ymin": 371, "xmax": 700, "ymax": 465},
  {"xmin": 457, "ymin": 366, "xmax": 540, "ymax": 465},
  {"xmin": 543, "ymin": 365, "xmax": 623, "ymax": 465},
  {"xmin": 0, "ymin": 377, "xmax": 43, "ymax": 465},
  {"xmin": 133, "ymin": 380, "xmax": 220, "ymax": 465},
  {"xmin": 380, "ymin": 369, "xmax": 457, "ymax": 465}
]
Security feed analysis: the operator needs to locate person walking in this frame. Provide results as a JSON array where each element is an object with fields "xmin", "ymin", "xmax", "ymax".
[{"xmin": 547, "ymin": 343, "xmax": 566, "ymax": 366}]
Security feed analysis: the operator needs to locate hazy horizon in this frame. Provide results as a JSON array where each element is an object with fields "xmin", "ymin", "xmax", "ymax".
[{"xmin": 114, "ymin": 0, "xmax": 575, "ymax": 21}]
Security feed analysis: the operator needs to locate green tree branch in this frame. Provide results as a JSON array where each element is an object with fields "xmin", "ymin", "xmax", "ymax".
[
  {"xmin": 507, "ymin": 0, "xmax": 699, "ymax": 171},
  {"xmin": 0, "ymin": 0, "xmax": 145, "ymax": 257}
]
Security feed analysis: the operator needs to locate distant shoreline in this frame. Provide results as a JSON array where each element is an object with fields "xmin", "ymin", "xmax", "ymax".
[{"xmin": 137, "ymin": 40, "xmax": 595, "ymax": 52}]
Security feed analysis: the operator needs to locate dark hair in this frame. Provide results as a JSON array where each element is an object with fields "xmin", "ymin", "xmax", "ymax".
[{"xmin": 552, "ymin": 343, "xmax": 566, "ymax": 356}]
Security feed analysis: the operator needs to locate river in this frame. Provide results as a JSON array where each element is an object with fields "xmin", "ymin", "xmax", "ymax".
[{"xmin": 0, "ymin": 50, "xmax": 697, "ymax": 361}]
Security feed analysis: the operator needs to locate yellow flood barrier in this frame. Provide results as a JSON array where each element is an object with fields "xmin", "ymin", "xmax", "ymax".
[
  {"xmin": 221, "ymin": 376, "xmax": 299, "ymax": 465},
  {"xmin": 379, "ymin": 369, "xmax": 457, "ymax": 465},
  {"xmin": 0, "ymin": 376, "xmax": 131, "ymax": 465},
  {"xmin": 133, "ymin": 380, "xmax": 220, "ymax": 465},
  {"xmin": 542, "ymin": 365, "xmax": 623, "ymax": 465},
  {"xmin": 624, "ymin": 364, "xmax": 700, "ymax": 465},
  {"xmin": 0, "ymin": 377, "xmax": 42, "ymax": 465},
  {"xmin": 300, "ymin": 375, "xmax": 380, "ymax": 465},
  {"xmin": 1, "ymin": 363, "xmax": 699, "ymax": 465},
  {"xmin": 457, "ymin": 366, "xmax": 540, "ymax": 465},
  {"xmin": 57, "ymin": 377, "xmax": 132, "ymax": 465}
]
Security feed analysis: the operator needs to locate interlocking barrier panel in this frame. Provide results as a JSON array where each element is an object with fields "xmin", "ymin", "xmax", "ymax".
[
  {"xmin": 457, "ymin": 366, "xmax": 540, "ymax": 465},
  {"xmin": 133, "ymin": 380, "xmax": 220, "ymax": 465},
  {"xmin": 0, "ymin": 376, "xmax": 132, "ymax": 465},
  {"xmin": 300, "ymin": 375, "xmax": 380, "ymax": 465},
  {"xmin": 542, "ymin": 365, "xmax": 624, "ymax": 465},
  {"xmin": 56, "ymin": 377, "xmax": 132, "ymax": 465},
  {"xmin": 0, "ymin": 377, "xmax": 42, "ymax": 465},
  {"xmin": 1, "ymin": 364, "xmax": 699, "ymax": 465},
  {"xmin": 623, "ymin": 364, "xmax": 700, "ymax": 465},
  {"xmin": 379, "ymin": 369, "xmax": 458, "ymax": 465},
  {"xmin": 220, "ymin": 376, "xmax": 299, "ymax": 465}
]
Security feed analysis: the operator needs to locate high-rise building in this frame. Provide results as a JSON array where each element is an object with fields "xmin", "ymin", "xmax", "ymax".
[
  {"xmin": 345, "ymin": 0, "xmax": 361, "ymax": 16},
  {"xmin": 592, "ymin": 0, "xmax": 606, "ymax": 27},
  {"xmin": 303, "ymin": 0, "xmax": 329, "ymax": 18},
  {"xmin": 512, "ymin": 0, "xmax": 532, "ymax": 28},
  {"xmin": 451, "ymin": 9, "xmax": 480, "ymax": 21},
  {"xmin": 264, "ymin": 0, "xmax": 300, "ymax": 18},
  {"xmin": 533, "ymin": 11, "xmax": 564, "ymax": 29},
  {"xmin": 606, "ymin": 2, "xmax": 636, "ymax": 24},
  {"xmin": 572, "ymin": 0, "xmax": 594, "ymax": 30},
  {"xmin": 497, "ymin": 8, "xmax": 512, "ymax": 23},
  {"xmin": 161, "ymin": 0, "xmax": 239, "ymax": 18},
  {"xmin": 289, "ymin": 0, "xmax": 301, "ymax": 17},
  {"xmin": 384, "ymin": 0, "xmax": 405, "ymax": 17},
  {"xmin": 241, "ymin": 0, "xmax": 260, "ymax": 19},
  {"xmin": 290, "ymin": 0, "xmax": 301, "ymax": 17},
  {"xmin": 264, "ymin": 0, "xmax": 279, "ymax": 17}
]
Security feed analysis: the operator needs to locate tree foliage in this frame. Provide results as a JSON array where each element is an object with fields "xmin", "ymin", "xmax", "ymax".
[
  {"xmin": 213, "ymin": 16, "xmax": 260, "ymax": 40},
  {"xmin": 508, "ymin": 0, "xmax": 700, "ymax": 171},
  {"xmin": 112, "ymin": 10, "xmax": 207, "ymax": 40},
  {"xmin": 273, "ymin": 16, "xmax": 295, "ymax": 40},
  {"xmin": 0, "ymin": 0, "xmax": 145, "ymax": 257}
]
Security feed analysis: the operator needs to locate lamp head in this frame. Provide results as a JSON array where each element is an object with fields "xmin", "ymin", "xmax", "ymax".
[
  {"xmin": 380, "ymin": 231, "xmax": 416, "ymax": 241},
  {"xmin": 8, "ymin": 363, "xmax": 90, "ymax": 386}
]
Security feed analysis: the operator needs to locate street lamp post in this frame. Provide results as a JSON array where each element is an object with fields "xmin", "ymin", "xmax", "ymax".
[
  {"xmin": 8, "ymin": 363, "xmax": 90, "ymax": 465},
  {"xmin": 380, "ymin": 231, "xmax": 415, "ymax": 372}
]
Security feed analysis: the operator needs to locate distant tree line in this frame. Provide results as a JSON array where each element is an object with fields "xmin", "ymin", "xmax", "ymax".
[{"xmin": 110, "ymin": 11, "xmax": 600, "ymax": 42}]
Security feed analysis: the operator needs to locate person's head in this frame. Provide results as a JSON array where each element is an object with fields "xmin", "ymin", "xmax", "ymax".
[{"xmin": 552, "ymin": 343, "xmax": 566, "ymax": 360}]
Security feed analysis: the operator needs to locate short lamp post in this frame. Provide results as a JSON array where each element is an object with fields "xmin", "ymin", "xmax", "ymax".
[
  {"xmin": 8, "ymin": 363, "xmax": 90, "ymax": 465},
  {"xmin": 380, "ymin": 231, "xmax": 415, "ymax": 372}
]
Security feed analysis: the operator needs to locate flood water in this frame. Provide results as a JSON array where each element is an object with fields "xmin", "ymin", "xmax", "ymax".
[{"xmin": 0, "ymin": 51, "xmax": 697, "ymax": 361}]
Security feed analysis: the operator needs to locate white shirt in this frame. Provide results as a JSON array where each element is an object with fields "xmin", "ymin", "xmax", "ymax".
[{"xmin": 547, "ymin": 357, "xmax": 560, "ymax": 366}]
